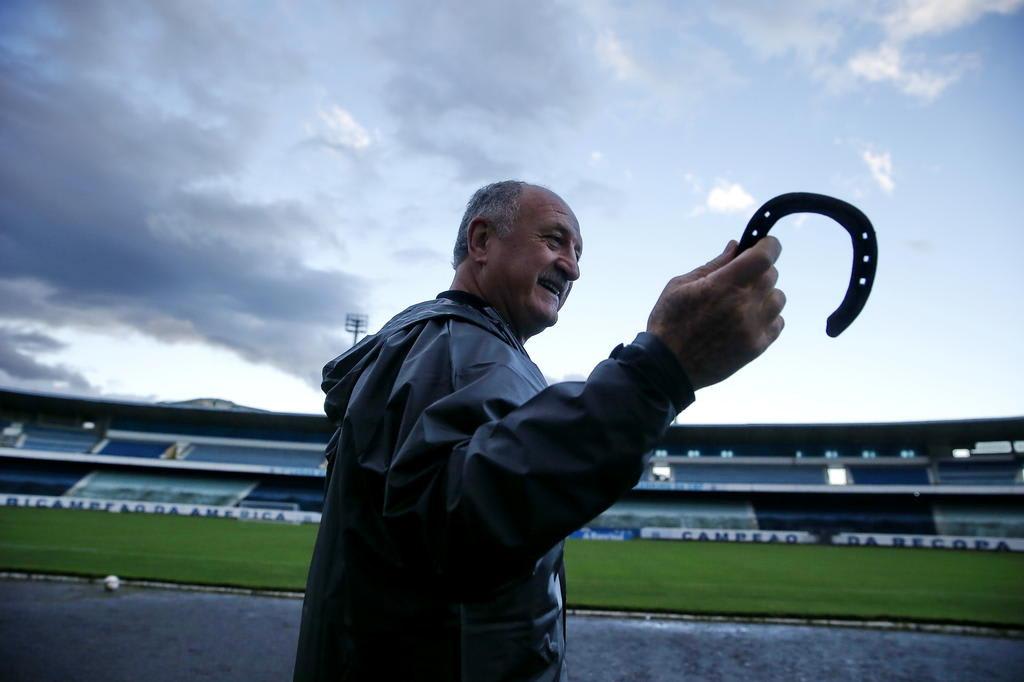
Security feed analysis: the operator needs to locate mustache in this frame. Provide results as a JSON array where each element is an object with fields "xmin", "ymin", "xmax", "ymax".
[{"xmin": 539, "ymin": 271, "xmax": 570, "ymax": 296}]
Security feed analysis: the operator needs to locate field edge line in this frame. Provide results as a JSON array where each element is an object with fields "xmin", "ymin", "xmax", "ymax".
[
  {"xmin": 5, "ymin": 570, "xmax": 1021, "ymax": 638},
  {"xmin": 0, "ymin": 570, "xmax": 304, "ymax": 599},
  {"xmin": 565, "ymin": 607, "xmax": 1024, "ymax": 639}
]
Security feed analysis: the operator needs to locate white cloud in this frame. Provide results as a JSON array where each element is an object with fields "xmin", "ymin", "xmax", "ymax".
[
  {"xmin": 589, "ymin": 150, "xmax": 604, "ymax": 166},
  {"xmin": 862, "ymin": 149, "xmax": 895, "ymax": 193},
  {"xmin": 709, "ymin": 1, "xmax": 1021, "ymax": 102},
  {"xmin": 843, "ymin": 0, "xmax": 1020, "ymax": 100},
  {"xmin": 847, "ymin": 43, "xmax": 970, "ymax": 100},
  {"xmin": 595, "ymin": 29, "xmax": 642, "ymax": 81},
  {"xmin": 899, "ymin": 67, "xmax": 964, "ymax": 99},
  {"xmin": 581, "ymin": 8, "xmax": 743, "ymax": 117},
  {"xmin": 848, "ymin": 44, "xmax": 903, "ymax": 82},
  {"xmin": 708, "ymin": 2, "xmax": 847, "ymax": 63},
  {"xmin": 706, "ymin": 182, "xmax": 755, "ymax": 214},
  {"xmin": 884, "ymin": 0, "xmax": 1024, "ymax": 41},
  {"xmin": 317, "ymin": 105, "xmax": 371, "ymax": 151}
]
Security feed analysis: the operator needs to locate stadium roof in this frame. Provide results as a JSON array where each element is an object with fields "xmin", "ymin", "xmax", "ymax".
[
  {"xmin": 1, "ymin": 387, "xmax": 1020, "ymax": 449},
  {"xmin": 158, "ymin": 398, "xmax": 268, "ymax": 412},
  {"xmin": 0, "ymin": 387, "xmax": 329, "ymax": 433}
]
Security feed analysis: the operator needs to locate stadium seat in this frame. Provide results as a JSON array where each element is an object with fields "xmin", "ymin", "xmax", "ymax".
[
  {"xmin": 20, "ymin": 425, "xmax": 98, "ymax": 453},
  {"xmin": 849, "ymin": 466, "xmax": 931, "ymax": 485},
  {"xmin": 936, "ymin": 460, "xmax": 1019, "ymax": 485},
  {"xmin": 672, "ymin": 464, "xmax": 827, "ymax": 485},
  {"xmin": 183, "ymin": 443, "xmax": 324, "ymax": 469},
  {"xmin": 67, "ymin": 470, "xmax": 256, "ymax": 506},
  {"xmin": 99, "ymin": 440, "xmax": 173, "ymax": 458},
  {"xmin": 933, "ymin": 501, "xmax": 1024, "ymax": 537},
  {"xmin": 755, "ymin": 498, "xmax": 937, "ymax": 535},
  {"xmin": 0, "ymin": 460, "xmax": 87, "ymax": 496},
  {"xmin": 241, "ymin": 480, "xmax": 325, "ymax": 512},
  {"xmin": 109, "ymin": 418, "xmax": 328, "ymax": 444},
  {"xmin": 591, "ymin": 498, "xmax": 759, "ymax": 530}
]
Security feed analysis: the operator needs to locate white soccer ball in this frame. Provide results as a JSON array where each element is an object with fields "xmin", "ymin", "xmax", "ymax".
[{"xmin": 103, "ymin": 575, "xmax": 120, "ymax": 591}]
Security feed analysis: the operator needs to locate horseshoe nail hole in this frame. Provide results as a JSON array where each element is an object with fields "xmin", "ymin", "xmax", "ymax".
[
  {"xmin": 752, "ymin": 230, "xmax": 759, "ymax": 237},
  {"xmin": 859, "ymin": 277, "xmax": 867, "ymax": 285},
  {"xmin": 764, "ymin": 211, "xmax": 771, "ymax": 218},
  {"xmin": 861, "ymin": 232, "xmax": 869, "ymax": 240},
  {"xmin": 863, "ymin": 255, "xmax": 871, "ymax": 262}
]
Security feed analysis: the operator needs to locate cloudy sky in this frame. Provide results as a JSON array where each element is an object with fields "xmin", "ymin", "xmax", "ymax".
[{"xmin": 1, "ymin": 0, "xmax": 1021, "ymax": 424}]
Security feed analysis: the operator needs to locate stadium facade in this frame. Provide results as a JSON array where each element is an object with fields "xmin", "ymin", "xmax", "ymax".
[{"xmin": 2, "ymin": 388, "xmax": 1022, "ymax": 548}]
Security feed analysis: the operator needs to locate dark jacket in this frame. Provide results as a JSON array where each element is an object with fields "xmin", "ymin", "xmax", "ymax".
[{"xmin": 293, "ymin": 293, "xmax": 693, "ymax": 681}]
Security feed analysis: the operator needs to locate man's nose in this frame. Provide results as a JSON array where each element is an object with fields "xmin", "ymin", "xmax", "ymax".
[{"xmin": 559, "ymin": 251, "xmax": 580, "ymax": 282}]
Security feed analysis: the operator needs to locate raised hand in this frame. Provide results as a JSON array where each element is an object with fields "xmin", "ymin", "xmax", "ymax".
[{"xmin": 647, "ymin": 237, "xmax": 786, "ymax": 390}]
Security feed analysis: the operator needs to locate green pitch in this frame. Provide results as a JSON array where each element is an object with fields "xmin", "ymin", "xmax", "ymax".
[
  {"xmin": 565, "ymin": 538, "xmax": 1024, "ymax": 627},
  {"xmin": 0, "ymin": 506, "xmax": 316, "ymax": 589},
  {"xmin": 2, "ymin": 506, "xmax": 1022, "ymax": 627}
]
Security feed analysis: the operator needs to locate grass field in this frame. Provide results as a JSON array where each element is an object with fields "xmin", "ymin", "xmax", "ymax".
[{"xmin": 2, "ymin": 506, "xmax": 1023, "ymax": 627}]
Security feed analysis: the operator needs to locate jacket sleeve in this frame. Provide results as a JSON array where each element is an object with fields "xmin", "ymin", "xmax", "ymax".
[{"xmin": 382, "ymin": 324, "xmax": 694, "ymax": 594}]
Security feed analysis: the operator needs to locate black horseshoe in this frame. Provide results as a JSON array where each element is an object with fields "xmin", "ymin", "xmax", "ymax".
[{"xmin": 737, "ymin": 192, "xmax": 878, "ymax": 338}]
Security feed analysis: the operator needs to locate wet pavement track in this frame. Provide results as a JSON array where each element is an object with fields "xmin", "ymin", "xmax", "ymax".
[{"xmin": 2, "ymin": 578, "xmax": 1022, "ymax": 681}]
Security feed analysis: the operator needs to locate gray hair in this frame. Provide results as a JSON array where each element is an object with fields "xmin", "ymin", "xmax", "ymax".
[{"xmin": 452, "ymin": 180, "xmax": 526, "ymax": 267}]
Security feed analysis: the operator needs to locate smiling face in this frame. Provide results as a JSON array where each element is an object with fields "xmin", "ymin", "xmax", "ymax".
[{"xmin": 477, "ymin": 186, "xmax": 582, "ymax": 342}]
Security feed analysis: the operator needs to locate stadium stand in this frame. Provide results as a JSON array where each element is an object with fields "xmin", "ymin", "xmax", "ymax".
[
  {"xmin": 98, "ymin": 439, "xmax": 173, "ymax": 458},
  {"xmin": 753, "ymin": 495, "xmax": 938, "ymax": 535},
  {"xmin": 933, "ymin": 501, "xmax": 1024, "ymax": 537},
  {"xmin": 0, "ymin": 459, "xmax": 88, "ymax": 496},
  {"xmin": 109, "ymin": 417, "xmax": 328, "ymax": 444},
  {"xmin": 183, "ymin": 443, "xmax": 323, "ymax": 469},
  {"xmin": 66, "ymin": 470, "xmax": 255, "ymax": 506},
  {"xmin": 1, "ymin": 387, "xmax": 1021, "ymax": 544},
  {"xmin": 669, "ymin": 463, "xmax": 826, "ymax": 485},
  {"xmin": 936, "ymin": 460, "xmax": 1020, "ymax": 485},
  {"xmin": 241, "ymin": 479, "xmax": 325, "ymax": 512},
  {"xmin": 591, "ymin": 498, "xmax": 758, "ymax": 530},
  {"xmin": 848, "ymin": 466, "xmax": 931, "ymax": 485},
  {"xmin": 20, "ymin": 425, "xmax": 98, "ymax": 453}
]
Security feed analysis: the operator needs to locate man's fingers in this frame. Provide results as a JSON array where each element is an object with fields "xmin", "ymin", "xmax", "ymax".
[
  {"xmin": 758, "ymin": 235, "xmax": 782, "ymax": 262},
  {"xmin": 764, "ymin": 287, "xmax": 786, "ymax": 320},
  {"xmin": 716, "ymin": 239, "xmax": 738, "ymax": 262},
  {"xmin": 712, "ymin": 237, "xmax": 781, "ymax": 287},
  {"xmin": 651, "ymin": 236, "xmax": 786, "ymax": 390},
  {"xmin": 760, "ymin": 265, "xmax": 779, "ymax": 292},
  {"xmin": 765, "ymin": 315, "xmax": 785, "ymax": 347}
]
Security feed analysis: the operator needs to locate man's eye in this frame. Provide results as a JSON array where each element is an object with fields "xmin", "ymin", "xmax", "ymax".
[{"xmin": 547, "ymin": 235, "xmax": 562, "ymax": 246}]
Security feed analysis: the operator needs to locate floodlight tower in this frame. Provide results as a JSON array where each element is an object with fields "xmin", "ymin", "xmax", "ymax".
[{"xmin": 345, "ymin": 313, "xmax": 368, "ymax": 347}]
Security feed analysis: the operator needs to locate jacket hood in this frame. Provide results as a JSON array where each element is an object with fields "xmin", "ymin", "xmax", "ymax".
[{"xmin": 321, "ymin": 296, "xmax": 523, "ymax": 425}]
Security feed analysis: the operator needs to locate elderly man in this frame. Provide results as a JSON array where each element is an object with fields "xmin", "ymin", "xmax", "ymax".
[{"xmin": 294, "ymin": 181, "xmax": 784, "ymax": 681}]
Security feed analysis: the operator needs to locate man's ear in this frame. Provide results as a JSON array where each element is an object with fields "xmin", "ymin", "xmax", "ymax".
[{"xmin": 466, "ymin": 217, "xmax": 491, "ymax": 265}]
